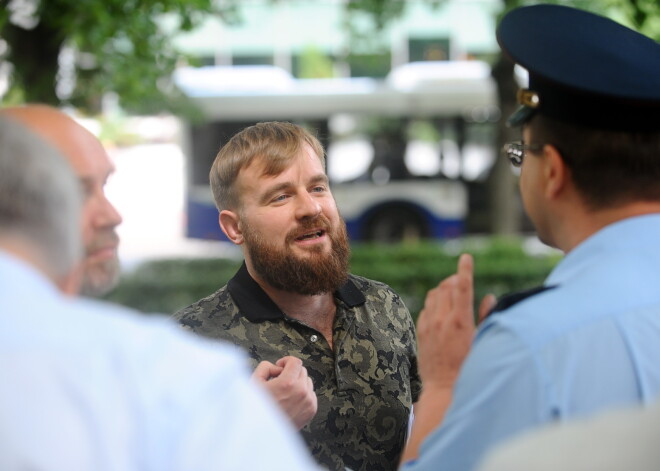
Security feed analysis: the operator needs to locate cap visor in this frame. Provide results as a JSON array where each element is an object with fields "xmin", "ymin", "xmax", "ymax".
[{"xmin": 507, "ymin": 105, "xmax": 536, "ymax": 127}]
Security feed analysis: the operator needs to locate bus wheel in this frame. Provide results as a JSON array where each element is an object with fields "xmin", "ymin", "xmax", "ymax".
[{"xmin": 363, "ymin": 206, "xmax": 428, "ymax": 243}]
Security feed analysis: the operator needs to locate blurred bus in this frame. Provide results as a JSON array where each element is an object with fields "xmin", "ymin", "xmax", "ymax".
[{"xmin": 174, "ymin": 61, "xmax": 498, "ymax": 243}]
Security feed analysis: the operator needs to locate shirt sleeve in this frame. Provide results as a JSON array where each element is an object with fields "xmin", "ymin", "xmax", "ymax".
[{"xmin": 404, "ymin": 319, "xmax": 555, "ymax": 471}]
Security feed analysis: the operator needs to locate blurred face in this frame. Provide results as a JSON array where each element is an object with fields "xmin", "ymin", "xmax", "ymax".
[
  {"xmin": 4, "ymin": 107, "xmax": 123, "ymax": 296},
  {"xmin": 65, "ymin": 131, "xmax": 123, "ymax": 297},
  {"xmin": 236, "ymin": 143, "xmax": 349, "ymax": 295}
]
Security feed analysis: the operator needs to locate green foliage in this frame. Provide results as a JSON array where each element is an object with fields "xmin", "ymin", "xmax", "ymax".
[
  {"xmin": 346, "ymin": 52, "xmax": 392, "ymax": 78},
  {"xmin": 104, "ymin": 257, "xmax": 243, "ymax": 314},
  {"xmin": 2, "ymin": 0, "xmax": 657, "ymax": 114},
  {"xmin": 0, "ymin": 0, "xmax": 241, "ymax": 114},
  {"xmin": 344, "ymin": 0, "xmax": 408, "ymax": 30},
  {"xmin": 104, "ymin": 237, "xmax": 561, "ymax": 321},
  {"xmin": 349, "ymin": 238, "xmax": 560, "ymax": 317},
  {"xmin": 499, "ymin": 0, "xmax": 660, "ymax": 40},
  {"xmin": 0, "ymin": 0, "xmax": 448, "ymax": 114},
  {"xmin": 607, "ymin": 0, "xmax": 660, "ymax": 39},
  {"xmin": 407, "ymin": 119, "xmax": 441, "ymax": 142},
  {"xmin": 297, "ymin": 46, "xmax": 335, "ymax": 79}
]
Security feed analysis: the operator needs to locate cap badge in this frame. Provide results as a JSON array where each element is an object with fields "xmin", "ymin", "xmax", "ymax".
[{"xmin": 518, "ymin": 89, "xmax": 540, "ymax": 108}]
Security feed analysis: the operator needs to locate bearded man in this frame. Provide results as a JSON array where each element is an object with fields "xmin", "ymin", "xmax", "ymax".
[{"xmin": 173, "ymin": 121, "xmax": 421, "ymax": 471}]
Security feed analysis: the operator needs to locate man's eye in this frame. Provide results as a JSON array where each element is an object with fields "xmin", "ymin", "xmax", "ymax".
[
  {"xmin": 80, "ymin": 183, "xmax": 94, "ymax": 199},
  {"xmin": 312, "ymin": 186, "xmax": 326, "ymax": 193}
]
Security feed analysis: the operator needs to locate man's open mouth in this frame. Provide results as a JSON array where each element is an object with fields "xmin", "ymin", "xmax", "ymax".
[{"xmin": 295, "ymin": 230, "xmax": 325, "ymax": 241}]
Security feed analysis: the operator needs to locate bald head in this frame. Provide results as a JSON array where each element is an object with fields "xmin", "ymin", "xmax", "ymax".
[
  {"xmin": 0, "ymin": 105, "xmax": 123, "ymax": 297},
  {"xmin": 2, "ymin": 105, "xmax": 104, "ymax": 166}
]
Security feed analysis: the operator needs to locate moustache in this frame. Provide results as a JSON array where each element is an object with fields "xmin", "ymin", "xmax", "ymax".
[
  {"xmin": 287, "ymin": 215, "xmax": 333, "ymax": 242},
  {"xmin": 86, "ymin": 229, "xmax": 120, "ymax": 255}
]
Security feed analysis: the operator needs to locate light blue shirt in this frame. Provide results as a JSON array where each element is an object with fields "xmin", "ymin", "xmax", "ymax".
[
  {"xmin": 478, "ymin": 398, "xmax": 660, "ymax": 471},
  {"xmin": 406, "ymin": 214, "xmax": 660, "ymax": 471},
  {"xmin": 0, "ymin": 251, "xmax": 318, "ymax": 471}
]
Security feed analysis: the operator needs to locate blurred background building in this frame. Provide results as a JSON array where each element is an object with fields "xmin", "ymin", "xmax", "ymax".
[
  {"xmin": 167, "ymin": 0, "xmax": 500, "ymax": 74},
  {"xmin": 0, "ymin": 0, "xmax": 536, "ymax": 264}
]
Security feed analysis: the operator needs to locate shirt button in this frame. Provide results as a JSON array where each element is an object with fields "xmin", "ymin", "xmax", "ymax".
[{"xmin": 310, "ymin": 334, "xmax": 318, "ymax": 343}]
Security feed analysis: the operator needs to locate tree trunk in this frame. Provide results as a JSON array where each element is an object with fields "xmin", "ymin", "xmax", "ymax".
[
  {"xmin": 4, "ymin": 19, "xmax": 63, "ymax": 105},
  {"xmin": 487, "ymin": 53, "xmax": 521, "ymax": 235}
]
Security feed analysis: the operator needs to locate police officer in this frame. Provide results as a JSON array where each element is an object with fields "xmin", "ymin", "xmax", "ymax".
[{"xmin": 400, "ymin": 5, "xmax": 660, "ymax": 471}]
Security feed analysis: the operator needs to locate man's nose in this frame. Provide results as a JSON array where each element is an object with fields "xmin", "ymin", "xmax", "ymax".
[
  {"xmin": 295, "ymin": 192, "xmax": 322, "ymax": 220},
  {"xmin": 94, "ymin": 194, "xmax": 123, "ymax": 228}
]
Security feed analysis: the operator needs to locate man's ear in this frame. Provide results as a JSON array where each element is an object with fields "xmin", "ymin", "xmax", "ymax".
[
  {"xmin": 543, "ymin": 144, "xmax": 569, "ymax": 200},
  {"xmin": 219, "ymin": 210, "xmax": 244, "ymax": 245},
  {"xmin": 57, "ymin": 263, "xmax": 83, "ymax": 297}
]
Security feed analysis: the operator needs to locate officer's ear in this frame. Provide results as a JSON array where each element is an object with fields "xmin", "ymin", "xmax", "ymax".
[
  {"xmin": 542, "ymin": 144, "xmax": 570, "ymax": 200},
  {"xmin": 219, "ymin": 209, "xmax": 244, "ymax": 245}
]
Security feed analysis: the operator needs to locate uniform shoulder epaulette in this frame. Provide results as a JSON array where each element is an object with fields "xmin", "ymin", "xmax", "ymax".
[{"xmin": 488, "ymin": 285, "xmax": 556, "ymax": 317}]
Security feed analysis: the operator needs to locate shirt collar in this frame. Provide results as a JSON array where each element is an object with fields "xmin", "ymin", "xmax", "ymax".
[
  {"xmin": 547, "ymin": 213, "xmax": 660, "ymax": 286},
  {"xmin": 0, "ymin": 250, "xmax": 59, "ymax": 297},
  {"xmin": 227, "ymin": 262, "xmax": 365, "ymax": 322}
]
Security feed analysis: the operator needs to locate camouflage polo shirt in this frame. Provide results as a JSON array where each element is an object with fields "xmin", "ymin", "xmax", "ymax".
[{"xmin": 173, "ymin": 262, "xmax": 422, "ymax": 471}]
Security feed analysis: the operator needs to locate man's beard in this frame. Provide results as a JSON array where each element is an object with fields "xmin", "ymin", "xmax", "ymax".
[
  {"xmin": 79, "ymin": 230, "xmax": 121, "ymax": 297},
  {"xmin": 243, "ymin": 215, "xmax": 350, "ymax": 296}
]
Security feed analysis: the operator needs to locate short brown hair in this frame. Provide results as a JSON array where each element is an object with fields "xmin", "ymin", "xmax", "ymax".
[
  {"xmin": 210, "ymin": 121, "xmax": 325, "ymax": 211},
  {"xmin": 527, "ymin": 115, "xmax": 660, "ymax": 210}
]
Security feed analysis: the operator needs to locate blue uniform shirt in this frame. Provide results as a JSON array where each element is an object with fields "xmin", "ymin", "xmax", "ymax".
[{"xmin": 406, "ymin": 214, "xmax": 660, "ymax": 471}]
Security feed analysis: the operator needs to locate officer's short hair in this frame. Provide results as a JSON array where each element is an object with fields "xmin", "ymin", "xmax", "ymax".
[
  {"xmin": 210, "ymin": 121, "xmax": 325, "ymax": 212},
  {"xmin": 527, "ymin": 115, "xmax": 660, "ymax": 209}
]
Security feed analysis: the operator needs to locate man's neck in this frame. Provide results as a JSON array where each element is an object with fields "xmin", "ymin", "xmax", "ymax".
[
  {"xmin": 248, "ymin": 266, "xmax": 338, "ymax": 347},
  {"xmin": 559, "ymin": 201, "xmax": 660, "ymax": 253},
  {"xmin": 0, "ymin": 237, "xmax": 79, "ymax": 294}
]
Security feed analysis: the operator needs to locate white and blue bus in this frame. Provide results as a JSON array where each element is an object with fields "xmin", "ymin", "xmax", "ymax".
[{"xmin": 175, "ymin": 61, "xmax": 498, "ymax": 242}]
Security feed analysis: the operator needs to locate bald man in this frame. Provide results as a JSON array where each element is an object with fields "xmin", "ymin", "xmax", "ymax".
[{"xmin": 1, "ymin": 105, "xmax": 122, "ymax": 297}]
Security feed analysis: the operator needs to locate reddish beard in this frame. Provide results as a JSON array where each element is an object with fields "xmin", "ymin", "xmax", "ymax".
[{"xmin": 243, "ymin": 214, "xmax": 350, "ymax": 295}]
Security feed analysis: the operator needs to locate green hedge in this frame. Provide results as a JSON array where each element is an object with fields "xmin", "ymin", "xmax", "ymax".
[{"xmin": 104, "ymin": 237, "xmax": 562, "ymax": 321}]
